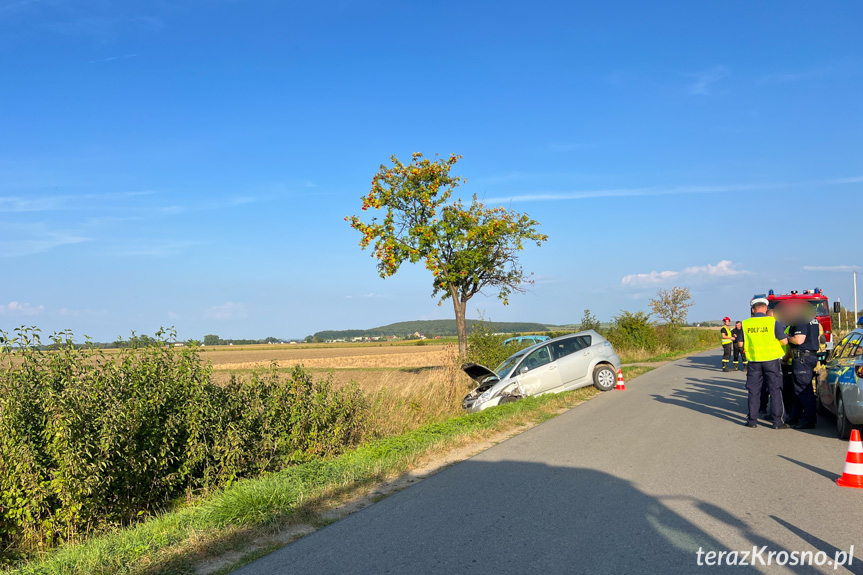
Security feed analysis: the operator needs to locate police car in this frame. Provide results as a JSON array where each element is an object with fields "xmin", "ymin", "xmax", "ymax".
[{"xmin": 814, "ymin": 319, "xmax": 863, "ymax": 439}]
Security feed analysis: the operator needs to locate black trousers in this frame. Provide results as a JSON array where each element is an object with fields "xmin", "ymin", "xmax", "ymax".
[
  {"xmin": 788, "ymin": 354, "xmax": 818, "ymax": 425},
  {"xmin": 722, "ymin": 343, "xmax": 733, "ymax": 367},
  {"xmin": 733, "ymin": 345, "xmax": 746, "ymax": 366},
  {"xmin": 747, "ymin": 359, "xmax": 783, "ymax": 426}
]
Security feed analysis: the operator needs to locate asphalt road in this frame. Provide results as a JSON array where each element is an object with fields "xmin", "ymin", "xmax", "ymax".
[{"xmin": 235, "ymin": 350, "xmax": 863, "ymax": 575}]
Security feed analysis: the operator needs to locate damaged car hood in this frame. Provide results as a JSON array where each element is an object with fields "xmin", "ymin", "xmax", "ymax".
[{"xmin": 461, "ymin": 362, "xmax": 499, "ymax": 383}]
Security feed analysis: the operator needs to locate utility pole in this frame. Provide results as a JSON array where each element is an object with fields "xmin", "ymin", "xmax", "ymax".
[{"xmin": 838, "ymin": 297, "xmax": 843, "ymax": 335}]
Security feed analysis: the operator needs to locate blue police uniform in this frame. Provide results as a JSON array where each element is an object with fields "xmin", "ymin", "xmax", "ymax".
[
  {"xmin": 744, "ymin": 312, "xmax": 788, "ymax": 428},
  {"xmin": 786, "ymin": 318, "xmax": 820, "ymax": 428}
]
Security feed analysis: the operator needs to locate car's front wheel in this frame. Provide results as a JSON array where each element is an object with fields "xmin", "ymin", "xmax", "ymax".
[
  {"xmin": 837, "ymin": 395, "xmax": 854, "ymax": 440},
  {"xmin": 593, "ymin": 364, "xmax": 616, "ymax": 391}
]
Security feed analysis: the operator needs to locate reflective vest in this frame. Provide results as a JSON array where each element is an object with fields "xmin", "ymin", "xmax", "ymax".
[
  {"xmin": 743, "ymin": 316, "xmax": 785, "ymax": 362},
  {"xmin": 720, "ymin": 326, "xmax": 734, "ymax": 345}
]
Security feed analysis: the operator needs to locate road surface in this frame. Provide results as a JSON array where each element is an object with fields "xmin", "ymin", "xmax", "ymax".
[{"xmin": 235, "ymin": 350, "xmax": 863, "ymax": 574}]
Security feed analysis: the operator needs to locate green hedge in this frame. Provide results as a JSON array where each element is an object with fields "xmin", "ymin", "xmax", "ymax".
[{"xmin": 0, "ymin": 328, "xmax": 366, "ymax": 560}]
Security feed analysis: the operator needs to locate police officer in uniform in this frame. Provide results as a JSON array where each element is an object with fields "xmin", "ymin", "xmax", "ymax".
[
  {"xmin": 784, "ymin": 302, "xmax": 820, "ymax": 429},
  {"xmin": 731, "ymin": 320, "xmax": 747, "ymax": 371},
  {"xmin": 720, "ymin": 317, "xmax": 734, "ymax": 371},
  {"xmin": 743, "ymin": 297, "xmax": 789, "ymax": 428}
]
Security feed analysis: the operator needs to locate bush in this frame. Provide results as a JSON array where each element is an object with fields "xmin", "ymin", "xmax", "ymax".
[
  {"xmin": 0, "ymin": 328, "xmax": 366, "ymax": 558},
  {"xmin": 605, "ymin": 311, "xmax": 658, "ymax": 352}
]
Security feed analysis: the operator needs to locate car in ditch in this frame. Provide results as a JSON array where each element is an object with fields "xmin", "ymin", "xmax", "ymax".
[
  {"xmin": 815, "ymin": 320, "xmax": 863, "ymax": 439},
  {"xmin": 461, "ymin": 330, "xmax": 621, "ymax": 413}
]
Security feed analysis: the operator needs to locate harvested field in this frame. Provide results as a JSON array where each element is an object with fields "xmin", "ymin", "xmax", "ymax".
[{"xmin": 203, "ymin": 344, "xmax": 448, "ymax": 371}]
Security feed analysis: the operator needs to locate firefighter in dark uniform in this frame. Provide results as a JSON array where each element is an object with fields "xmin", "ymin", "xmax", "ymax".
[
  {"xmin": 731, "ymin": 320, "xmax": 747, "ymax": 371},
  {"xmin": 784, "ymin": 302, "xmax": 821, "ymax": 429},
  {"xmin": 720, "ymin": 317, "xmax": 734, "ymax": 371},
  {"xmin": 743, "ymin": 297, "xmax": 789, "ymax": 428}
]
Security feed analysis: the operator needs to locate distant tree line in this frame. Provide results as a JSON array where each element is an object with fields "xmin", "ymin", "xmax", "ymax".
[{"xmin": 313, "ymin": 319, "xmax": 550, "ymax": 341}]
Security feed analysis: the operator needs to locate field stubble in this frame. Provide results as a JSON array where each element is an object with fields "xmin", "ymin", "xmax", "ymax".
[{"xmin": 209, "ymin": 344, "xmax": 473, "ymax": 437}]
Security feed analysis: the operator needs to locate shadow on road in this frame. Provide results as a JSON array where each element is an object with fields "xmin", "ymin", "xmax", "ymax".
[
  {"xmin": 777, "ymin": 455, "xmax": 840, "ymax": 482},
  {"xmin": 231, "ymin": 460, "xmax": 845, "ymax": 575},
  {"xmin": 770, "ymin": 516, "xmax": 863, "ymax": 574},
  {"xmin": 650, "ymin": 375, "xmax": 748, "ymax": 426}
]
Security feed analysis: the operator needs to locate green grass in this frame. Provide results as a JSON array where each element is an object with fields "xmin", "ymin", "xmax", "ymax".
[{"xmin": 4, "ymin": 363, "xmax": 665, "ymax": 575}]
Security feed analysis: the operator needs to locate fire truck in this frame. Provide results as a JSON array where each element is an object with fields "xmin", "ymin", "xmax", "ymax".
[{"xmin": 756, "ymin": 288, "xmax": 834, "ymax": 355}]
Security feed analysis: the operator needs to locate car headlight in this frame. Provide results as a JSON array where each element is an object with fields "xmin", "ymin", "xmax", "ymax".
[{"xmin": 476, "ymin": 390, "xmax": 492, "ymax": 405}]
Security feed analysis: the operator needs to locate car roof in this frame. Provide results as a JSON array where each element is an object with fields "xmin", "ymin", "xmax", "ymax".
[{"xmin": 511, "ymin": 329, "xmax": 603, "ymax": 356}]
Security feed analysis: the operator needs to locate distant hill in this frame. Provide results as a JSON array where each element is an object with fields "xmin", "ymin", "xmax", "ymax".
[{"xmin": 314, "ymin": 319, "xmax": 553, "ymax": 340}]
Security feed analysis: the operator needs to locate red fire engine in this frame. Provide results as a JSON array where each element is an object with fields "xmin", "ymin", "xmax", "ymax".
[{"xmin": 762, "ymin": 288, "xmax": 834, "ymax": 352}]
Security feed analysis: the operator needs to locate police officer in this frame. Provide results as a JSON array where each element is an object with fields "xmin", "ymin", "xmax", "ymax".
[
  {"xmin": 731, "ymin": 320, "xmax": 747, "ymax": 371},
  {"xmin": 784, "ymin": 302, "xmax": 820, "ymax": 429},
  {"xmin": 743, "ymin": 297, "xmax": 789, "ymax": 428},
  {"xmin": 720, "ymin": 317, "xmax": 734, "ymax": 371}
]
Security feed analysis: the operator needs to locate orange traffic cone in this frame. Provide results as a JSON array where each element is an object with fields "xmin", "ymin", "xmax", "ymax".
[
  {"xmin": 837, "ymin": 429, "xmax": 863, "ymax": 489},
  {"xmin": 615, "ymin": 369, "xmax": 626, "ymax": 390}
]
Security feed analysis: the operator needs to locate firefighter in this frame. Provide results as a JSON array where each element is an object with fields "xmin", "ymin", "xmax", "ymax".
[
  {"xmin": 731, "ymin": 320, "xmax": 747, "ymax": 371},
  {"xmin": 720, "ymin": 317, "xmax": 734, "ymax": 371},
  {"xmin": 743, "ymin": 297, "xmax": 789, "ymax": 428},
  {"xmin": 784, "ymin": 302, "xmax": 820, "ymax": 429}
]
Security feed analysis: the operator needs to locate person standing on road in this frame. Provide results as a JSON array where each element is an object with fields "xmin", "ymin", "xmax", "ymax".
[
  {"xmin": 784, "ymin": 302, "xmax": 821, "ymax": 429},
  {"xmin": 731, "ymin": 320, "xmax": 747, "ymax": 371},
  {"xmin": 743, "ymin": 298, "xmax": 789, "ymax": 429},
  {"xmin": 720, "ymin": 317, "xmax": 734, "ymax": 371}
]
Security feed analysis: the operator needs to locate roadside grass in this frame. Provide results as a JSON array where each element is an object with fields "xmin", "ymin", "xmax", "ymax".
[
  {"xmin": 618, "ymin": 341, "xmax": 717, "ymax": 364},
  {"xmin": 4, "ymin": 366, "xmax": 655, "ymax": 575}
]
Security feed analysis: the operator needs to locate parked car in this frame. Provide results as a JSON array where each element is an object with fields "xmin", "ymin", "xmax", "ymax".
[
  {"xmin": 462, "ymin": 330, "xmax": 621, "ymax": 413},
  {"xmin": 503, "ymin": 334, "xmax": 550, "ymax": 346},
  {"xmin": 815, "ymin": 322, "xmax": 863, "ymax": 439}
]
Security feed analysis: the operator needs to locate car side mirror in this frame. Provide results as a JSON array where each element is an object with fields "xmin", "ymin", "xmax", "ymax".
[
  {"xmin": 519, "ymin": 366, "xmax": 529, "ymax": 375},
  {"xmin": 833, "ymin": 302, "xmax": 841, "ymax": 314}
]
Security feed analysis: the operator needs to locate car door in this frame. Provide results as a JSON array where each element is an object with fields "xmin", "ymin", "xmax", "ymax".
[
  {"xmin": 819, "ymin": 336, "xmax": 848, "ymax": 411},
  {"xmin": 550, "ymin": 335, "xmax": 593, "ymax": 389},
  {"xmin": 827, "ymin": 333, "xmax": 860, "ymax": 388},
  {"xmin": 515, "ymin": 344, "xmax": 562, "ymax": 396}
]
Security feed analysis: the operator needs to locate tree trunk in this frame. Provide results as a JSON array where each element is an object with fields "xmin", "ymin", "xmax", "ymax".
[{"xmin": 452, "ymin": 293, "xmax": 468, "ymax": 357}]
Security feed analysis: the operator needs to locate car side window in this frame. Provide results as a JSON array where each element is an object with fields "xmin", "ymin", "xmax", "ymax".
[
  {"xmin": 838, "ymin": 334, "xmax": 862, "ymax": 359},
  {"xmin": 846, "ymin": 336, "xmax": 863, "ymax": 358},
  {"xmin": 831, "ymin": 335, "xmax": 851, "ymax": 360},
  {"xmin": 522, "ymin": 345, "xmax": 552, "ymax": 371}
]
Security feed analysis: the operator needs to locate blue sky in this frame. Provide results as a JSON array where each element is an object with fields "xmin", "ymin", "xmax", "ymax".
[{"xmin": 1, "ymin": 0, "xmax": 861, "ymax": 341}]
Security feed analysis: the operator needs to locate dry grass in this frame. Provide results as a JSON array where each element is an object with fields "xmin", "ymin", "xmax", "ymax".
[{"xmin": 207, "ymin": 343, "xmax": 471, "ymax": 439}]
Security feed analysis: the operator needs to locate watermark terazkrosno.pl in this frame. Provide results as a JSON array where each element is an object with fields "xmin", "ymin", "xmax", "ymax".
[{"xmin": 696, "ymin": 546, "xmax": 855, "ymax": 568}]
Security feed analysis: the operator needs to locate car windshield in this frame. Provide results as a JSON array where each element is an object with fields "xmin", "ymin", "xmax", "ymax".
[
  {"xmin": 810, "ymin": 301, "xmax": 829, "ymax": 317},
  {"xmin": 494, "ymin": 352, "xmax": 526, "ymax": 378}
]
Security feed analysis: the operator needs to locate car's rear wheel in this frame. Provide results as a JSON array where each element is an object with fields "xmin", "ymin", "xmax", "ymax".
[
  {"xmin": 593, "ymin": 364, "xmax": 616, "ymax": 392},
  {"xmin": 837, "ymin": 395, "xmax": 853, "ymax": 440}
]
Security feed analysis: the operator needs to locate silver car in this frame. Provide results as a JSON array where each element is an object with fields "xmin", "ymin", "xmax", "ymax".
[
  {"xmin": 461, "ymin": 330, "xmax": 621, "ymax": 413},
  {"xmin": 815, "ymin": 325, "xmax": 863, "ymax": 439}
]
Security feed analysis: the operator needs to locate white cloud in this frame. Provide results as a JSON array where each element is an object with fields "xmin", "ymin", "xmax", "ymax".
[
  {"xmin": 688, "ymin": 66, "xmax": 729, "ymax": 96},
  {"xmin": 484, "ymin": 175, "xmax": 862, "ymax": 204},
  {"xmin": 802, "ymin": 265, "xmax": 861, "ymax": 272},
  {"xmin": 205, "ymin": 302, "xmax": 247, "ymax": 320},
  {"xmin": 344, "ymin": 293, "xmax": 387, "ymax": 299},
  {"xmin": 0, "ymin": 301, "xmax": 45, "ymax": 316},
  {"xmin": 0, "ymin": 228, "xmax": 88, "ymax": 257},
  {"xmin": 622, "ymin": 260, "xmax": 747, "ymax": 286}
]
